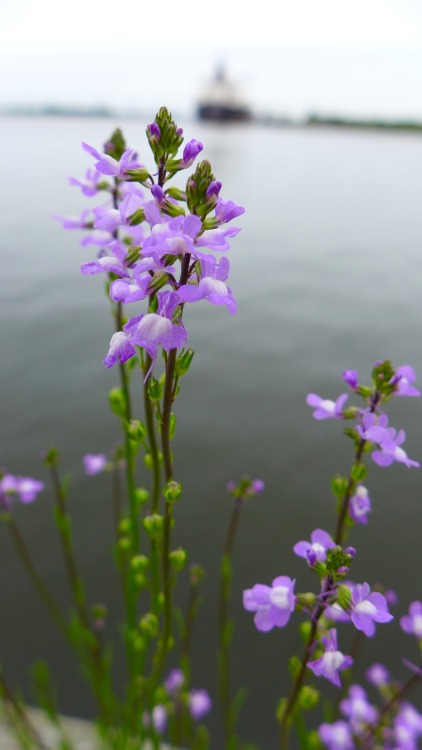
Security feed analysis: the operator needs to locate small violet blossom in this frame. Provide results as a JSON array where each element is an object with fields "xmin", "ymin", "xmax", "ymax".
[
  {"xmin": 189, "ymin": 689, "xmax": 212, "ymax": 720},
  {"xmin": 165, "ymin": 668, "xmax": 184, "ymax": 695},
  {"xmin": 350, "ymin": 583, "xmax": 393, "ymax": 637},
  {"xmin": 306, "ymin": 393, "xmax": 348, "ymax": 420},
  {"xmin": 81, "ymin": 142, "xmax": 139, "ymax": 178},
  {"xmin": 103, "ymin": 332, "xmax": 136, "ymax": 369},
  {"xmin": 400, "ymin": 601, "xmax": 422, "ymax": 639},
  {"xmin": 340, "ymin": 685, "xmax": 378, "ymax": 731},
  {"xmin": 123, "ymin": 291, "xmax": 187, "ymax": 368},
  {"xmin": 366, "ymin": 663, "xmax": 390, "ymax": 687},
  {"xmin": 349, "ymin": 485, "xmax": 371, "ymax": 524},
  {"xmin": 293, "ymin": 528, "xmax": 335, "ymax": 566},
  {"xmin": 182, "ymin": 139, "xmax": 203, "ymax": 167},
  {"xmin": 357, "ymin": 413, "xmax": 419, "ymax": 469},
  {"xmin": 178, "ymin": 256, "xmax": 236, "ymax": 314},
  {"xmin": 83, "ymin": 454, "xmax": 108, "ymax": 476},
  {"xmin": 68, "ymin": 169, "xmax": 101, "ymax": 196},
  {"xmin": 343, "ymin": 369, "xmax": 359, "ymax": 390},
  {"xmin": 243, "ymin": 576, "xmax": 296, "ymax": 632},
  {"xmin": 308, "ymin": 629, "xmax": 353, "ymax": 687},
  {"xmin": 319, "ymin": 720, "xmax": 354, "ymax": 750},
  {"xmin": 0, "ymin": 473, "xmax": 44, "ymax": 509},
  {"xmin": 143, "ymin": 705, "xmax": 167, "ymax": 734},
  {"xmin": 215, "ymin": 198, "xmax": 245, "ymax": 225},
  {"xmin": 391, "ymin": 365, "xmax": 420, "ymax": 397}
]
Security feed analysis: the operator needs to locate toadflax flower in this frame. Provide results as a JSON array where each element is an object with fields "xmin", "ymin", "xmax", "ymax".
[
  {"xmin": 83, "ymin": 454, "xmax": 108, "ymax": 476},
  {"xmin": 349, "ymin": 583, "xmax": 393, "ymax": 637},
  {"xmin": 349, "ymin": 485, "xmax": 372, "ymax": 524},
  {"xmin": 189, "ymin": 689, "xmax": 212, "ymax": 720},
  {"xmin": 306, "ymin": 393, "xmax": 348, "ymax": 420},
  {"xmin": 243, "ymin": 576, "xmax": 296, "ymax": 632},
  {"xmin": 293, "ymin": 528, "xmax": 335, "ymax": 566},
  {"xmin": 308, "ymin": 629, "xmax": 353, "ymax": 687},
  {"xmin": 319, "ymin": 720, "xmax": 354, "ymax": 750},
  {"xmin": 391, "ymin": 365, "xmax": 420, "ymax": 397},
  {"xmin": 400, "ymin": 601, "xmax": 422, "ymax": 639},
  {"xmin": 81, "ymin": 142, "xmax": 140, "ymax": 178},
  {"xmin": 340, "ymin": 685, "xmax": 378, "ymax": 732},
  {"xmin": 365, "ymin": 662, "xmax": 390, "ymax": 688},
  {"xmin": 0, "ymin": 473, "xmax": 44, "ymax": 508},
  {"xmin": 177, "ymin": 256, "xmax": 236, "ymax": 314}
]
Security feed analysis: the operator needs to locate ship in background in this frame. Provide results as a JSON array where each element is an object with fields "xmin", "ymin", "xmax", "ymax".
[{"xmin": 196, "ymin": 65, "xmax": 252, "ymax": 122}]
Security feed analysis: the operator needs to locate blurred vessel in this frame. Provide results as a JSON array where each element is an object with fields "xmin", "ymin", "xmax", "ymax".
[{"xmin": 197, "ymin": 65, "xmax": 252, "ymax": 122}]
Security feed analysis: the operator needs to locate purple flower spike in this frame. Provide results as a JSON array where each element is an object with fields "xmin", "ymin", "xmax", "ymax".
[
  {"xmin": 189, "ymin": 689, "xmax": 212, "ymax": 720},
  {"xmin": 308, "ymin": 629, "xmax": 353, "ymax": 687},
  {"xmin": 306, "ymin": 393, "xmax": 348, "ymax": 420},
  {"xmin": 243, "ymin": 576, "xmax": 296, "ymax": 632},
  {"xmin": 319, "ymin": 720, "xmax": 354, "ymax": 750},
  {"xmin": 182, "ymin": 139, "xmax": 203, "ymax": 166},
  {"xmin": 350, "ymin": 583, "xmax": 394, "ymax": 637},
  {"xmin": 366, "ymin": 662, "xmax": 390, "ymax": 687},
  {"xmin": 349, "ymin": 485, "xmax": 371, "ymax": 524},
  {"xmin": 343, "ymin": 369, "xmax": 359, "ymax": 390},
  {"xmin": 103, "ymin": 332, "xmax": 136, "ymax": 369},
  {"xmin": 400, "ymin": 601, "xmax": 422, "ymax": 638},
  {"xmin": 392, "ymin": 365, "xmax": 420, "ymax": 397},
  {"xmin": 83, "ymin": 454, "xmax": 107, "ymax": 476},
  {"xmin": 293, "ymin": 528, "xmax": 335, "ymax": 566}
]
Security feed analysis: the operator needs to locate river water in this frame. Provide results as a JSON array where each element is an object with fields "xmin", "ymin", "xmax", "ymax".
[{"xmin": 1, "ymin": 116, "xmax": 422, "ymax": 747}]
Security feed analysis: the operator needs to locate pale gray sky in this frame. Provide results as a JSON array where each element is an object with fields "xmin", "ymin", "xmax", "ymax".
[{"xmin": 2, "ymin": 0, "xmax": 422, "ymax": 118}]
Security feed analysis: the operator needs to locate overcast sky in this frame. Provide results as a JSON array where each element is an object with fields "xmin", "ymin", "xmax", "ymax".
[{"xmin": 2, "ymin": 0, "xmax": 422, "ymax": 119}]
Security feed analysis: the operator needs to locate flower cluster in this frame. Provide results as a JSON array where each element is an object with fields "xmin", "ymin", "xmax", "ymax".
[
  {"xmin": 55, "ymin": 108, "xmax": 244, "ymax": 378},
  {"xmin": 0, "ymin": 472, "xmax": 44, "ymax": 509},
  {"xmin": 143, "ymin": 669, "xmax": 212, "ymax": 735}
]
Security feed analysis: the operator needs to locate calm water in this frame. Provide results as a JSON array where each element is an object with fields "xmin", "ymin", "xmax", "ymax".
[{"xmin": 1, "ymin": 116, "xmax": 422, "ymax": 746}]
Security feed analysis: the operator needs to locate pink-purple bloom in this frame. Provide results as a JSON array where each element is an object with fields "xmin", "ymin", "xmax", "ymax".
[
  {"xmin": 83, "ymin": 454, "xmax": 108, "ymax": 476},
  {"xmin": 340, "ymin": 685, "xmax": 378, "ymax": 732},
  {"xmin": 243, "ymin": 576, "xmax": 296, "ymax": 632},
  {"xmin": 349, "ymin": 485, "xmax": 371, "ymax": 524},
  {"xmin": 103, "ymin": 332, "xmax": 136, "ymax": 369},
  {"xmin": 366, "ymin": 663, "xmax": 390, "ymax": 687},
  {"xmin": 306, "ymin": 393, "xmax": 348, "ymax": 420},
  {"xmin": 343, "ymin": 370, "xmax": 359, "ymax": 390},
  {"xmin": 182, "ymin": 139, "xmax": 203, "ymax": 166},
  {"xmin": 189, "ymin": 689, "xmax": 212, "ymax": 720},
  {"xmin": 391, "ymin": 365, "xmax": 420, "ymax": 397},
  {"xmin": 349, "ymin": 583, "xmax": 393, "ymax": 637},
  {"xmin": 319, "ymin": 720, "xmax": 354, "ymax": 750},
  {"xmin": 0, "ymin": 473, "xmax": 44, "ymax": 508},
  {"xmin": 308, "ymin": 629, "xmax": 353, "ymax": 687},
  {"xmin": 400, "ymin": 601, "xmax": 422, "ymax": 639},
  {"xmin": 293, "ymin": 528, "xmax": 336, "ymax": 566},
  {"xmin": 177, "ymin": 256, "xmax": 236, "ymax": 314},
  {"xmin": 81, "ymin": 142, "xmax": 140, "ymax": 178}
]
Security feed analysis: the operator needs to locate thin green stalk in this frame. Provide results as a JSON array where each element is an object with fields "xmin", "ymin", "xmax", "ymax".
[
  {"xmin": 143, "ymin": 354, "xmax": 161, "ymax": 513},
  {"xmin": 218, "ymin": 498, "xmax": 244, "ymax": 747},
  {"xmin": 6, "ymin": 516, "xmax": 68, "ymax": 637},
  {"xmin": 0, "ymin": 671, "xmax": 50, "ymax": 750}
]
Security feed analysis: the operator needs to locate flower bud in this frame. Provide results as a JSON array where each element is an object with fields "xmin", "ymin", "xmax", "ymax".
[
  {"xmin": 143, "ymin": 514, "xmax": 164, "ymax": 539},
  {"xmin": 298, "ymin": 685, "xmax": 319, "ymax": 710},
  {"xmin": 131, "ymin": 555, "xmax": 149, "ymax": 573},
  {"xmin": 148, "ymin": 377, "xmax": 163, "ymax": 402},
  {"xmin": 109, "ymin": 387, "xmax": 127, "ymax": 419},
  {"xmin": 135, "ymin": 487, "xmax": 149, "ymax": 506},
  {"xmin": 175, "ymin": 348, "xmax": 195, "ymax": 378},
  {"xmin": 139, "ymin": 613, "xmax": 159, "ymax": 637},
  {"xmin": 125, "ymin": 167, "xmax": 150, "ymax": 183},
  {"xmin": 164, "ymin": 481, "xmax": 182, "ymax": 504},
  {"xmin": 41, "ymin": 447, "xmax": 61, "ymax": 469},
  {"xmin": 127, "ymin": 420, "xmax": 147, "ymax": 442},
  {"xmin": 169, "ymin": 547, "xmax": 187, "ymax": 571}
]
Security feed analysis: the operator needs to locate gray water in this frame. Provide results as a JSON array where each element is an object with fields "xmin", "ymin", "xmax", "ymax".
[{"xmin": 1, "ymin": 116, "xmax": 422, "ymax": 747}]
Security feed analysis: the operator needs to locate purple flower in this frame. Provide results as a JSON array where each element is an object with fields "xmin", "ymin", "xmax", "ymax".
[
  {"xmin": 103, "ymin": 332, "xmax": 136, "ymax": 369},
  {"xmin": 340, "ymin": 685, "xmax": 378, "ymax": 731},
  {"xmin": 349, "ymin": 485, "xmax": 371, "ymax": 524},
  {"xmin": 293, "ymin": 528, "xmax": 336, "ymax": 566},
  {"xmin": 83, "ymin": 454, "xmax": 108, "ymax": 476},
  {"xmin": 357, "ymin": 412, "xmax": 390, "ymax": 443},
  {"xmin": 68, "ymin": 169, "xmax": 101, "ymax": 196},
  {"xmin": 319, "ymin": 720, "xmax": 354, "ymax": 750},
  {"xmin": 182, "ymin": 139, "xmax": 203, "ymax": 167},
  {"xmin": 81, "ymin": 142, "xmax": 139, "ymax": 178},
  {"xmin": 178, "ymin": 256, "xmax": 236, "ymax": 314},
  {"xmin": 215, "ymin": 198, "xmax": 245, "ymax": 225},
  {"xmin": 324, "ymin": 602, "xmax": 351, "ymax": 623},
  {"xmin": 81, "ymin": 240, "xmax": 130, "ymax": 278},
  {"xmin": 165, "ymin": 668, "xmax": 184, "ymax": 695},
  {"xmin": 308, "ymin": 629, "xmax": 353, "ymax": 687},
  {"xmin": 350, "ymin": 583, "xmax": 393, "ymax": 637},
  {"xmin": 366, "ymin": 663, "xmax": 390, "ymax": 687},
  {"xmin": 206, "ymin": 180, "xmax": 222, "ymax": 199},
  {"xmin": 391, "ymin": 365, "xmax": 420, "ymax": 397},
  {"xmin": 151, "ymin": 184, "xmax": 164, "ymax": 204},
  {"xmin": 343, "ymin": 370, "xmax": 359, "ymax": 390},
  {"xmin": 400, "ymin": 601, "xmax": 422, "ymax": 639},
  {"xmin": 243, "ymin": 576, "xmax": 296, "ymax": 632},
  {"xmin": 147, "ymin": 122, "xmax": 161, "ymax": 142},
  {"xmin": 395, "ymin": 703, "xmax": 422, "ymax": 742},
  {"xmin": 143, "ymin": 705, "xmax": 167, "ymax": 734},
  {"xmin": 52, "ymin": 209, "xmax": 91, "ymax": 230},
  {"xmin": 109, "ymin": 276, "xmax": 150, "ymax": 304},
  {"xmin": 371, "ymin": 427, "xmax": 419, "ymax": 469},
  {"xmin": 0, "ymin": 473, "xmax": 44, "ymax": 509},
  {"xmin": 306, "ymin": 393, "xmax": 348, "ymax": 420},
  {"xmin": 142, "ymin": 214, "xmax": 201, "ymax": 261},
  {"xmin": 189, "ymin": 689, "xmax": 212, "ymax": 720}
]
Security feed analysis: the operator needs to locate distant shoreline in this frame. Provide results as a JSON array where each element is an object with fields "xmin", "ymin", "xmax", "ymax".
[{"xmin": 2, "ymin": 107, "xmax": 422, "ymax": 133}]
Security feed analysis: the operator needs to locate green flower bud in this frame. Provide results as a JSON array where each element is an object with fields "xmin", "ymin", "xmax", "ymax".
[
  {"xmin": 127, "ymin": 420, "xmax": 147, "ymax": 442},
  {"xmin": 125, "ymin": 167, "xmax": 150, "ymax": 184},
  {"xmin": 336, "ymin": 584, "xmax": 352, "ymax": 611},
  {"xmin": 133, "ymin": 574, "xmax": 147, "ymax": 588},
  {"xmin": 169, "ymin": 547, "xmax": 187, "ymax": 571},
  {"xmin": 144, "ymin": 454, "xmax": 153, "ymax": 469},
  {"xmin": 91, "ymin": 603, "xmax": 107, "ymax": 621},
  {"xmin": 186, "ymin": 160, "xmax": 216, "ymax": 218},
  {"xmin": 143, "ymin": 514, "xmax": 164, "ymax": 540},
  {"xmin": 147, "ymin": 271, "xmax": 173, "ymax": 295},
  {"xmin": 131, "ymin": 555, "xmax": 149, "ymax": 572},
  {"xmin": 164, "ymin": 481, "xmax": 182, "ymax": 504},
  {"xmin": 175, "ymin": 348, "xmax": 195, "ymax": 378},
  {"xmin": 189, "ymin": 564, "xmax": 205, "ymax": 585},
  {"xmin": 298, "ymin": 685, "xmax": 320, "ymax": 711},
  {"xmin": 109, "ymin": 387, "xmax": 127, "ymax": 419},
  {"xmin": 42, "ymin": 447, "xmax": 60, "ymax": 469},
  {"xmin": 106, "ymin": 128, "xmax": 126, "ymax": 160},
  {"xmin": 166, "ymin": 187, "xmax": 186, "ymax": 201},
  {"xmin": 117, "ymin": 537, "xmax": 131, "ymax": 553},
  {"xmin": 118, "ymin": 518, "xmax": 131, "ymax": 534},
  {"xmin": 135, "ymin": 487, "xmax": 149, "ymax": 507},
  {"xmin": 148, "ymin": 377, "xmax": 164, "ymax": 402},
  {"xmin": 128, "ymin": 208, "xmax": 145, "ymax": 226},
  {"xmin": 276, "ymin": 697, "xmax": 288, "ymax": 723},
  {"xmin": 288, "ymin": 656, "xmax": 302, "ymax": 678},
  {"xmin": 139, "ymin": 613, "xmax": 159, "ymax": 637}
]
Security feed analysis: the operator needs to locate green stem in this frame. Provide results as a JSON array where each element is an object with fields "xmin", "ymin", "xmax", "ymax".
[
  {"xmin": 0, "ymin": 671, "xmax": 50, "ymax": 750},
  {"xmin": 143, "ymin": 355, "xmax": 161, "ymax": 513},
  {"xmin": 218, "ymin": 498, "xmax": 244, "ymax": 746}
]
